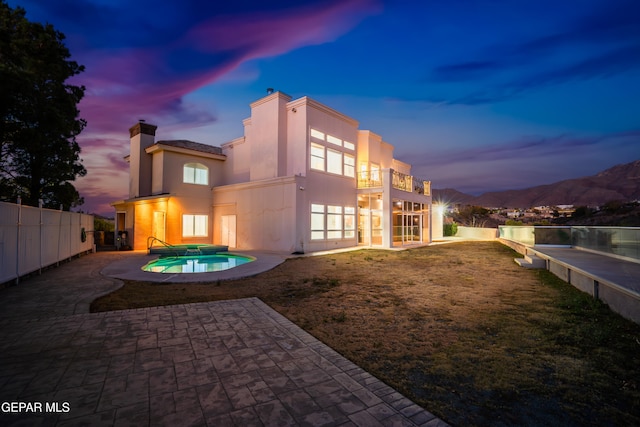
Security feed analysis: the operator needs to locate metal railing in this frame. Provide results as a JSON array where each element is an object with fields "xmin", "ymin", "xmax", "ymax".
[
  {"xmin": 357, "ymin": 171, "xmax": 382, "ymax": 188},
  {"xmin": 358, "ymin": 169, "xmax": 431, "ymax": 196},
  {"xmin": 499, "ymin": 226, "xmax": 640, "ymax": 262},
  {"xmin": 147, "ymin": 236, "xmax": 182, "ymax": 256}
]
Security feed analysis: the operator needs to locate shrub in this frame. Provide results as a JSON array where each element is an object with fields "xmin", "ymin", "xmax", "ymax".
[{"xmin": 444, "ymin": 222, "xmax": 458, "ymax": 236}]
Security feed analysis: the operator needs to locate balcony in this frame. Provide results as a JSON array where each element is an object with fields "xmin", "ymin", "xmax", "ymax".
[
  {"xmin": 357, "ymin": 171, "xmax": 382, "ymax": 188},
  {"xmin": 357, "ymin": 170, "xmax": 431, "ymax": 196},
  {"xmin": 392, "ymin": 171, "xmax": 431, "ymax": 195}
]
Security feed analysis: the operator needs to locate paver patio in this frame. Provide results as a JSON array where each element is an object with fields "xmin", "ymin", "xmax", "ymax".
[{"xmin": 0, "ymin": 252, "xmax": 448, "ymax": 426}]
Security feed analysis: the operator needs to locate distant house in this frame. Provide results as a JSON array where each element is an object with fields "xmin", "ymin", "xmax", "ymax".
[{"xmin": 112, "ymin": 91, "xmax": 432, "ymax": 252}]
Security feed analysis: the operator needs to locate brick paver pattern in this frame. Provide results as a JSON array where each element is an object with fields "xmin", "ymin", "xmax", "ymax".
[{"xmin": 0, "ymin": 297, "xmax": 448, "ymax": 426}]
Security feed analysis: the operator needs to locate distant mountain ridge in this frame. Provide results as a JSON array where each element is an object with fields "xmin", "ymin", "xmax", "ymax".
[{"xmin": 433, "ymin": 160, "xmax": 640, "ymax": 208}]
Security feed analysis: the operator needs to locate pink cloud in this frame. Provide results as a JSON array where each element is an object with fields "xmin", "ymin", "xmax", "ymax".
[
  {"xmin": 70, "ymin": 0, "xmax": 381, "ymax": 214},
  {"xmin": 73, "ymin": 0, "xmax": 380, "ymax": 135}
]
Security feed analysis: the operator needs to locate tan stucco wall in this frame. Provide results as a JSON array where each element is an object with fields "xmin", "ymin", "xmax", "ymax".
[{"xmin": 213, "ymin": 177, "xmax": 302, "ymax": 252}]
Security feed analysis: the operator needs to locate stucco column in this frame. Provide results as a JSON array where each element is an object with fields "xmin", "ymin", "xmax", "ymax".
[{"xmin": 382, "ymin": 168, "xmax": 393, "ymax": 248}]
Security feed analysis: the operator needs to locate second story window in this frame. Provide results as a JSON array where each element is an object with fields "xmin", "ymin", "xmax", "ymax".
[
  {"xmin": 183, "ymin": 163, "xmax": 208, "ymax": 185},
  {"xmin": 310, "ymin": 143, "xmax": 325, "ymax": 171},
  {"xmin": 344, "ymin": 154, "xmax": 355, "ymax": 178}
]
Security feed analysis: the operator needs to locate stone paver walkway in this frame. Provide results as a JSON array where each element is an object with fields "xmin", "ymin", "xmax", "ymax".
[{"xmin": 0, "ymin": 253, "xmax": 448, "ymax": 426}]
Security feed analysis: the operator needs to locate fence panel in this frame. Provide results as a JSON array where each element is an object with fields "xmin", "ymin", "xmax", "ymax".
[
  {"xmin": 0, "ymin": 201, "xmax": 94, "ymax": 284},
  {"xmin": 0, "ymin": 204, "xmax": 19, "ymax": 283}
]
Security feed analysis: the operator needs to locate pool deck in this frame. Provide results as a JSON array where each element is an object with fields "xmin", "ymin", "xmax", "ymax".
[
  {"xmin": 0, "ymin": 251, "xmax": 448, "ymax": 426},
  {"xmin": 101, "ymin": 250, "xmax": 290, "ymax": 283}
]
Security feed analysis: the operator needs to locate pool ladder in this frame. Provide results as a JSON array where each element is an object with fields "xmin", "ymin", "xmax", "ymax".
[{"xmin": 147, "ymin": 236, "xmax": 181, "ymax": 257}]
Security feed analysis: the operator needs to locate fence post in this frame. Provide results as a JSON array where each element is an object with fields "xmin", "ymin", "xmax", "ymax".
[
  {"xmin": 57, "ymin": 204, "xmax": 62, "ymax": 266},
  {"xmin": 39, "ymin": 199, "xmax": 43, "ymax": 274},
  {"xmin": 16, "ymin": 196, "xmax": 22, "ymax": 285}
]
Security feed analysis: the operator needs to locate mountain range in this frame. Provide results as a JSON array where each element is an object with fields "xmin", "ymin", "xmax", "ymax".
[{"xmin": 433, "ymin": 160, "xmax": 640, "ymax": 208}]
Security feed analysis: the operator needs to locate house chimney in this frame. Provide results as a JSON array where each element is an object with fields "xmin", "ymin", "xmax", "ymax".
[{"xmin": 128, "ymin": 121, "xmax": 157, "ymax": 198}]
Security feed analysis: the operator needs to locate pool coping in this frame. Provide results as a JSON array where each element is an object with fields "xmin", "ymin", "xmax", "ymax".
[{"xmin": 101, "ymin": 250, "xmax": 290, "ymax": 283}]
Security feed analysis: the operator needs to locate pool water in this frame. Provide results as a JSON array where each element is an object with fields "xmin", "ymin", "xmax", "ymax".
[{"xmin": 142, "ymin": 254, "xmax": 255, "ymax": 273}]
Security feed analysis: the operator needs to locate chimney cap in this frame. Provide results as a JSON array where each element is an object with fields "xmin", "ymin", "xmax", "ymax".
[
  {"xmin": 266, "ymin": 88, "xmax": 274, "ymax": 94},
  {"xmin": 129, "ymin": 121, "xmax": 157, "ymax": 138}
]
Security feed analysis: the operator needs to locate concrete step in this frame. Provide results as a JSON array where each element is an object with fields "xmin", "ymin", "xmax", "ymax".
[{"xmin": 514, "ymin": 254, "xmax": 546, "ymax": 269}]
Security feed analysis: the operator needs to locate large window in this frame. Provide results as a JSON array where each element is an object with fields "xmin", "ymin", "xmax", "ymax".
[
  {"xmin": 327, "ymin": 149, "xmax": 342, "ymax": 175},
  {"xmin": 310, "ymin": 204, "xmax": 356, "ymax": 240},
  {"xmin": 182, "ymin": 214, "xmax": 208, "ymax": 237},
  {"xmin": 183, "ymin": 163, "xmax": 208, "ymax": 185},
  {"xmin": 309, "ymin": 127, "xmax": 355, "ymax": 178}
]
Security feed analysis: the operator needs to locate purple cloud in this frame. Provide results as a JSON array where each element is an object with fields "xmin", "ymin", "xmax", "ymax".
[{"xmin": 63, "ymin": 0, "xmax": 380, "ymax": 134}]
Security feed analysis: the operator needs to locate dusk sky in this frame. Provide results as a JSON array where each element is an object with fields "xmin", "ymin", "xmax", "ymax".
[{"xmin": 9, "ymin": 0, "xmax": 640, "ymax": 216}]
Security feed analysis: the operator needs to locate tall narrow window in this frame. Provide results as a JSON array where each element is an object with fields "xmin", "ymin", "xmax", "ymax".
[
  {"xmin": 311, "ymin": 204, "xmax": 325, "ymax": 240},
  {"xmin": 183, "ymin": 163, "xmax": 208, "ymax": 185},
  {"xmin": 327, "ymin": 205, "xmax": 342, "ymax": 239},
  {"xmin": 344, "ymin": 207, "xmax": 355, "ymax": 238},
  {"xmin": 327, "ymin": 149, "xmax": 342, "ymax": 175},
  {"xmin": 183, "ymin": 214, "xmax": 208, "ymax": 237},
  {"xmin": 371, "ymin": 163, "xmax": 380, "ymax": 185},
  {"xmin": 310, "ymin": 143, "xmax": 325, "ymax": 171},
  {"xmin": 344, "ymin": 154, "xmax": 355, "ymax": 178}
]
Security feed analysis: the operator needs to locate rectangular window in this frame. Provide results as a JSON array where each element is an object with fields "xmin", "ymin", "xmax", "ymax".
[
  {"xmin": 310, "ymin": 128, "xmax": 325, "ymax": 140},
  {"xmin": 371, "ymin": 163, "xmax": 380, "ymax": 183},
  {"xmin": 327, "ymin": 149, "xmax": 342, "ymax": 175},
  {"xmin": 327, "ymin": 134, "xmax": 342, "ymax": 146},
  {"xmin": 327, "ymin": 205, "xmax": 342, "ymax": 239},
  {"xmin": 344, "ymin": 207, "xmax": 355, "ymax": 238},
  {"xmin": 183, "ymin": 163, "xmax": 208, "ymax": 185},
  {"xmin": 310, "ymin": 143, "xmax": 325, "ymax": 171},
  {"xmin": 344, "ymin": 154, "xmax": 355, "ymax": 178},
  {"xmin": 182, "ymin": 214, "xmax": 208, "ymax": 237},
  {"xmin": 343, "ymin": 141, "xmax": 355, "ymax": 151},
  {"xmin": 311, "ymin": 204, "xmax": 325, "ymax": 240}
]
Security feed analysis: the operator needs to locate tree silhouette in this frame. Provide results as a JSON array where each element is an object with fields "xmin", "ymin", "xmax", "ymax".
[{"xmin": 0, "ymin": 1, "xmax": 86, "ymax": 209}]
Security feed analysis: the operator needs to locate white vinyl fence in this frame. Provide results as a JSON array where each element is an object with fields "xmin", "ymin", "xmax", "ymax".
[{"xmin": 0, "ymin": 201, "xmax": 94, "ymax": 284}]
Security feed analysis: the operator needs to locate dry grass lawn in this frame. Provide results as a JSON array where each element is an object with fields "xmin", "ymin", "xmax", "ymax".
[{"xmin": 91, "ymin": 241, "xmax": 640, "ymax": 426}]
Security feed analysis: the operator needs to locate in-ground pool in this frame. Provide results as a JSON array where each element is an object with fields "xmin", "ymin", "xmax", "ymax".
[{"xmin": 142, "ymin": 254, "xmax": 255, "ymax": 273}]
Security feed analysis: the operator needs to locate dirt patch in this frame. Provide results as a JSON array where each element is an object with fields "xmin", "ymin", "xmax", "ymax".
[{"xmin": 92, "ymin": 241, "xmax": 640, "ymax": 426}]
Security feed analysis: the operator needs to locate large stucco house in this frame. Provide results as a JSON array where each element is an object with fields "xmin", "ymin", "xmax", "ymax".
[{"xmin": 112, "ymin": 91, "xmax": 432, "ymax": 253}]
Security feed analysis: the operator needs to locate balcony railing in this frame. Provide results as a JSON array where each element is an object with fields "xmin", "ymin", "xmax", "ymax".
[
  {"xmin": 499, "ymin": 226, "xmax": 640, "ymax": 262},
  {"xmin": 358, "ymin": 170, "xmax": 431, "ymax": 196},
  {"xmin": 357, "ymin": 171, "xmax": 382, "ymax": 188},
  {"xmin": 392, "ymin": 171, "xmax": 431, "ymax": 195}
]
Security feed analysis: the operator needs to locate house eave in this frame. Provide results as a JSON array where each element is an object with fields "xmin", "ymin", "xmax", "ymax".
[{"xmin": 145, "ymin": 143, "xmax": 226, "ymax": 160}]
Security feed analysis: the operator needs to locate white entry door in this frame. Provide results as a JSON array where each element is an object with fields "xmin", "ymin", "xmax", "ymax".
[{"xmin": 221, "ymin": 215, "xmax": 237, "ymax": 248}]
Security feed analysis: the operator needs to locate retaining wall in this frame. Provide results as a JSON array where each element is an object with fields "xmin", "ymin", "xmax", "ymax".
[{"xmin": 498, "ymin": 237, "xmax": 640, "ymax": 324}]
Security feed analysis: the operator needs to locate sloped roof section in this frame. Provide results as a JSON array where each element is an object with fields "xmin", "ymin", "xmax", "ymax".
[{"xmin": 156, "ymin": 140, "xmax": 224, "ymax": 156}]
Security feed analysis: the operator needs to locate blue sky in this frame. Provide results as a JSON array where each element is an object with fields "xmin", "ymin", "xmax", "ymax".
[{"xmin": 9, "ymin": 0, "xmax": 640, "ymax": 215}]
